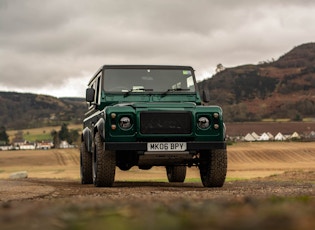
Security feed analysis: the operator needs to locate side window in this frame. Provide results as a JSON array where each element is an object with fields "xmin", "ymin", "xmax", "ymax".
[
  {"xmin": 95, "ymin": 75, "xmax": 101, "ymax": 104},
  {"xmin": 187, "ymin": 76, "xmax": 195, "ymax": 91}
]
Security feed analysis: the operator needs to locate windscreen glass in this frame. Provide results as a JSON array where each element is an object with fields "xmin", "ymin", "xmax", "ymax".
[{"xmin": 103, "ymin": 68, "xmax": 196, "ymax": 93}]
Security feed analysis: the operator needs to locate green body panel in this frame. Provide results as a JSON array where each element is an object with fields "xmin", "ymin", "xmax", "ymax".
[
  {"xmin": 83, "ymin": 65, "xmax": 226, "ymax": 147},
  {"xmin": 103, "ymin": 102, "xmax": 224, "ymax": 142}
]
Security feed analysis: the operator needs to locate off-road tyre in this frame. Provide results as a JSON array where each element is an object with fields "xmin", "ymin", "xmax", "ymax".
[
  {"xmin": 93, "ymin": 132, "xmax": 116, "ymax": 187},
  {"xmin": 199, "ymin": 149, "xmax": 227, "ymax": 187},
  {"xmin": 166, "ymin": 166, "xmax": 187, "ymax": 182},
  {"xmin": 80, "ymin": 141, "xmax": 93, "ymax": 184}
]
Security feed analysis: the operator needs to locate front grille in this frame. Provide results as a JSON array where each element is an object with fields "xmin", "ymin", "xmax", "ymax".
[{"xmin": 140, "ymin": 111, "xmax": 192, "ymax": 134}]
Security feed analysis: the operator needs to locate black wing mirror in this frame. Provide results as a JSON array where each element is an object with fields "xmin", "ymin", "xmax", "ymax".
[
  {"xmin": 202, "ymin": 90, "xmax": 210, "ymax": 103},
  {"xmin": 86, "ymin": 88, "xmax": 95, "ymax": 103}
]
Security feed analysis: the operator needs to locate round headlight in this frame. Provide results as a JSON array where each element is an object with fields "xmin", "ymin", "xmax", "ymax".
[
  {"xmin": 197, "ymin": 117, "xmax": 210, "ymax": 129},
  {"xmin": 119, "ymin": 117, "xmax": 131, "ymax": 129}
]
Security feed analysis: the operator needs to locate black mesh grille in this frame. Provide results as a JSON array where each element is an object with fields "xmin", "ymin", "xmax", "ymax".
[{"xmin": 140, "ymin": 111, "xmax": 192, "ymax": 134}]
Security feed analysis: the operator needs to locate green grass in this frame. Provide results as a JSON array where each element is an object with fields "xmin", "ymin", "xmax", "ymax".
[
  {"xmin": 261, "ymin": 118, "xmax": 291, "ymax": 122},
  {"xmin": 261, "ymin": 118, "xmax": 315, "ymax": 122},
  {"xmin": 23, "ymin": 133, "xmax": 52, "ymax": 142},
  {"xmin": 268, "ymin": 195, "xmax": 312, "ymax": 204},
  {"xmin": 303, "ymin": 117, "xmax": 315, "ymax": 122}
]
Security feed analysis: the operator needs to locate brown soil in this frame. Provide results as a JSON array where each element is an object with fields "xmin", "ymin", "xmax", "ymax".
[{"xmin": 0, "ymin": 142, "xmax": 315, "ymax": 229}]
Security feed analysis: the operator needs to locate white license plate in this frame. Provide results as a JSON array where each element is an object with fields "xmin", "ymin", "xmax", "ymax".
[{"xmin": 147, "ymin": 142, "xmax": 187, "ymax": 152}]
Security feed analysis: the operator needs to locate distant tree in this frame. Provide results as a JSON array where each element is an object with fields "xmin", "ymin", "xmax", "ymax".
[
  {"xmin": 0, "ymin": 126, "xmax": 9, "ymax": 145},
  {"xmin": 291, "ymin": 113, "xmax": 303, "ymax": 122},
  {"xmin": 51, "ymin": 124, "xmax": 80, "ymax": 147},
  {"xmin": 51, "ymin": 129, "xmax": 60, "ymax": 148},
  {"xmin": 215, "ymin": 63, "xmax": 225, "ymax": 73},
  {"xmin": 68, "ymin": 129, "xmax": 79, "ymax": 145},
  {"xmin": 58, "ymin": 123, "xmax": 69, "ymax": 141}
]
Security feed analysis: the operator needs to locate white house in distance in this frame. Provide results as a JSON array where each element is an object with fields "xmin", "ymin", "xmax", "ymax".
[
  {"xmin": 19, "ymin": 143, "xmax": 36, "ymax": 150},
  {"xmin": 259, "ymin": 132, "xmax": 270, "ymax": 141},
  {"xmin": 244, "ymin": 133, "xmax": 256, "ymax": 142},
  {"xmin": 251, "ymin": 132, "xmax": 260, "ymax": 140},
  {"xmin": 59, "ymin": 140, "xmax": 75, "ymax": 149},
  {"xmin": 290, "ymin": 132, "xmax": 301, "ymax": 139},
  {"xmin": 275, "ymin": 132, "xmax": 286, "ymax": 141},
  {"xmin": 267, "ymin": 132, "xmax": 274, "ymax": 140},
  {"xmin": 36, "ymin": 141, "xmax": 53, "ymax": 150}
]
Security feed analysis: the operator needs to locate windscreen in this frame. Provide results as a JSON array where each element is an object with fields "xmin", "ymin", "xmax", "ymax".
[{"xmin": 103, "ymin": 68, "xmax": 196, "ymax": 93}]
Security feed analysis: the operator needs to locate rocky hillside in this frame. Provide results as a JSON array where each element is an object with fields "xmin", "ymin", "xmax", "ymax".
[
  {"xmin": 198, "ymin": 43, "xmax": 315, "ymax": 122},
  {"xmin": 0, "ymin": 92, "xmax": 86, "ymax": 129}
]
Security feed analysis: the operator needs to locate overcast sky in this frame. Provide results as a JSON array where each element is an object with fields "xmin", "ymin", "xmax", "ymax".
[{"xmin": 1, "ymin": 0, "xmax": 314, "ymax": 98}]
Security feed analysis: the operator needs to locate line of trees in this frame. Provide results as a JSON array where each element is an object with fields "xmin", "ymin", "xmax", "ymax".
[
  {"xmin": 0, "ymin": 124, "xmax": 79, "ymax": 148},
  {"xmin": 51, "ymin": 123, "xmax": 79, "ymax": 148},
  {"xmin": 0, "ymin": 126, "xmax": 9, "ymax": 145}
]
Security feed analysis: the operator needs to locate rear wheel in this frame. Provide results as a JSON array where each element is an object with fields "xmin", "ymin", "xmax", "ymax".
[
  {"xmin": 166, "ymin": 166, "xmax": 187, "ymax": 182},
  {"xmin": 199, "ymin": 149, "xmax": 227, "ymax": 187},
  {"xmin": 93, "ymin": 132, "xmax": 116, "ymax": 187},
  {"xmin": 80, "ymin": 141, "xmax": 93, "ymax": 184}
]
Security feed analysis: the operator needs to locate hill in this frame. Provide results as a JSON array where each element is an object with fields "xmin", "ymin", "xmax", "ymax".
[
  {"xmin": 0, "ymin": 92, "xmax": 86, "ymax": 130},
  {"xmin": 1, "ymin": 43, "xmax": 315, "ymax": 129},
  {"xmin": 198, "ymin": 42, "xmax": 315, "ymax": 122}
]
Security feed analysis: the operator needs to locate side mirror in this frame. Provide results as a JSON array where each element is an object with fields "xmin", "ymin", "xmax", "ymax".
[
  {"xmin": 86, "ymin": 88, "xmax": 95, "ymax": 103},
  {"xmin": 202, "ymin": 90, "xmax": 210, "ymax": 103}
]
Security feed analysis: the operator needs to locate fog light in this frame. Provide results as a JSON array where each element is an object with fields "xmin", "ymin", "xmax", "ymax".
[
  {"xmin": 214, "ymin": 124, "xmax": 219, "ymax": 129},
  {"xmin": 111, "ymin": 113, "xmax": 116, "ymax": 119},
  {"xmin": 213, "ymin": 113, "xmax": 219, "ymax": 119}
]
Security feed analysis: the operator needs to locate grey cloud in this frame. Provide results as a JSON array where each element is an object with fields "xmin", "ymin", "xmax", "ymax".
[{"xmin": 1, "ymin": 0, "xmax": 315, "ymax": 96}]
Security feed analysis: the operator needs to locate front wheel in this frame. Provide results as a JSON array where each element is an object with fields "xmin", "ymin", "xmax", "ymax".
[
  {"xmin": 80, "ymin": 141, "xmax": 93, "ymax": 184},
  {"xmin": 199, "ymin": 149, "xmax": 227, "ymax": 187},
  {"xmin": 166, "ymin": 166, "xmax": 186, "ymax": 182},
  {"xmin": 93, "ymin": 132, "xmax": 116, "ymax": 187}
]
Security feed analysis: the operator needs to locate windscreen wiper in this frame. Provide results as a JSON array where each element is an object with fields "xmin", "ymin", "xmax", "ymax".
[
  {"xmin": 123, "ymin": 88, "xmax": 153, "ymax": 97},
  {"xmin": 162, "ymin": 88, "xmax": 190, "ymax": 96}
]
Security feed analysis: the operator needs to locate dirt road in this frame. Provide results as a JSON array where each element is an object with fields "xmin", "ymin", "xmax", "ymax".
[{"xmin": 0, "ymin": 142, "xmax": 315, "ymax": 229}]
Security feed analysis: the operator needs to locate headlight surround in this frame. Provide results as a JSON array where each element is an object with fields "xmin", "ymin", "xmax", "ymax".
[
  {"xmin": 197, "ymin": 116, "xmax": 210, "ymax": 129},
  {"xmin": 119, "ymin": 116, "xmax": 132, "ymax": 130}
]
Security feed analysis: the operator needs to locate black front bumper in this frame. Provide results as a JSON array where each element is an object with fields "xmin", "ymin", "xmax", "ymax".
[{"xmin": 105, "ymin": 141, "xmax": 226, "ymax": 151}]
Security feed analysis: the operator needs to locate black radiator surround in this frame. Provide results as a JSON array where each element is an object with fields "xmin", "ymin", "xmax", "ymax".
[{"xmin": 140, "ymin": 111, "xmax": 192, "ymax": 134}]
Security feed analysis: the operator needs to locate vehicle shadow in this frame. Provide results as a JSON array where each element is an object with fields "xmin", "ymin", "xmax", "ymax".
[{"xmin": 113, "ymin": 181, "xmax": 204, "ymax": 188}]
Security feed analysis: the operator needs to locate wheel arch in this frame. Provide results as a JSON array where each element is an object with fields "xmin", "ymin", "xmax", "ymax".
[
  {"xmin": 94, "ymin": 117, "xmax": 105, "ymax": 141},
  {"xmin": 82, "ymin": 127, "xmax": 92, "ymax": 153}
]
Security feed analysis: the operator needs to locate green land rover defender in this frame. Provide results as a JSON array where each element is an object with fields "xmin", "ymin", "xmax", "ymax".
[{"xmin": 80, "ymin": 65, "xmax": 227, "ymax": 187}]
